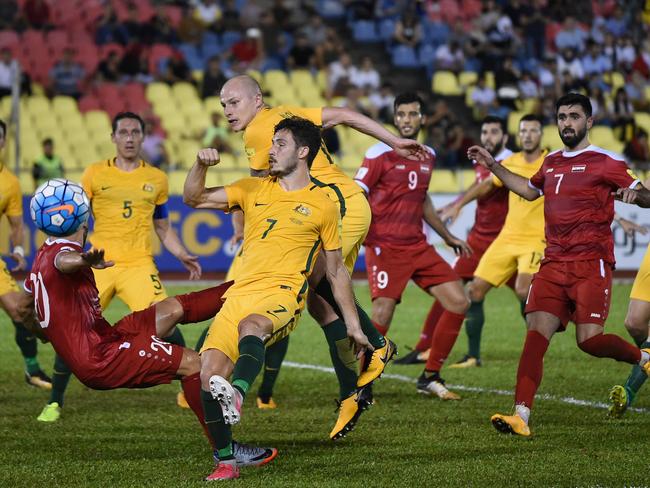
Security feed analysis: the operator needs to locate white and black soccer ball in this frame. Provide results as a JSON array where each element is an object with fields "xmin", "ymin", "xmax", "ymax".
[{"xmin": 30, "ymin": 179, "xmax": 90, "ymax": 237}]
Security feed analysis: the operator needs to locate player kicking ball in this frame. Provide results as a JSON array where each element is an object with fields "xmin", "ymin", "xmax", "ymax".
[{"xmin": 24, "ymin": 179, "xmax": 276, "ymax": 479}]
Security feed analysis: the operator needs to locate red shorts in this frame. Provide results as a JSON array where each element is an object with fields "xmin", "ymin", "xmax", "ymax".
[
  {"xmin": 525, "ymin": 259, "xmax": 612, "ymax": 329},
  {"xmin": 365, "ymin": 242, "xmax": 459, "ymax": 302},
  {"xmin": 83, "ymin": 307, "xmax": 185, "ymax": 390}
]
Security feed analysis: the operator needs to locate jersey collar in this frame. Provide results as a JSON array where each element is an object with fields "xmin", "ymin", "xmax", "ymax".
[{"xmin": 561, "ymin": 144, "xmax": 595, "ymax": 158}]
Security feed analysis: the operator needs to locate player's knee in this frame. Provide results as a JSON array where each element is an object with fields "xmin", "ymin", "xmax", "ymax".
[
  {"xmin": 178, "ymin": 349, "xmax": 201, "ymax": 377},
  {"xmin": 624, "ymin": 313, "xmax": 648, "ymax": 343},
  {"xmin": 446, "ymin": 294, "xmax": 470, "ymax": 315},
  {"xmin": 515, "ymin": 284, "xmax": 530, "ymax": 302},
  {"xmin": 467, "ymin": 281, "xmax": 486, "ymax": 302},
  {"xmin": 162, "ymin": 296, "xmax": 185, "ymax": 322},
  {"xmin": 4, "ymin": 302, "xmax": 22, "ymax": 322},
  {"xmin": 238, "ymin": 316, "xmax": 269, "ymax": 339}
]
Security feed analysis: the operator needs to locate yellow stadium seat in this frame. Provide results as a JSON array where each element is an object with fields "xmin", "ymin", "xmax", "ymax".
[
  {"xmin": 172, "ymin": 82, "xmax": 199, "ymax": 102},
  {"xmin": 26, "ymin": 96, "xmax": 51, "ymax": 116},
  {"xmin": 246, "ymin": 69, "xmax": 264, "ymax": 89},
  {"xmin": 73, "ymin": 143, "xmax": 100, "ymax": 166},
  {"xmin": 458, "ymin": 71, "xmax": 478, "ymax": 88},
  {"xmin": 518, "ymin": 98, "xmax": 538, "ymax": 113},
  {"xmin": 204, "ymin": 96, "xmax": 222, "ymax": 112},
  {"xmin": 508, "ymin": 111, "xmax": 526, "ymax": 135},
  {"xmin": 457, "ymin": 169, "xmax": 476, "ymax": 190},
  {"xmin": 168, "ymin": 170, "xmax": 186, "ymax": 194},
  {"xmin": 85, "ymin": 111, "xmax": 112, "ymax": 132},
  {"xmin": 218, "ymin": 152, "xmax": 239, "ymax": 169},
  {"xmin": 291, "ymin": 69, "xmax": 316, "ymax": 89},
  {"xmin": 192, "ymin": 70, "xmax": 203, "ymax": 84},
  {"xmin": 96, "ymin": 141, "xmax": 115, "ymax": 159},
  {"xmin": 264, "ymin": 70, "xmax": 290, "ymax": 93},
  {"xmin": 542, "ymin": 125, "xmax": 562, "ymax": 152},
  {"xmin": 604, "ymin": 72, "xmax": 625, "ymax": 92},
  {"xmin": 635, "ymin": 112, "xmax": 650, "ymax": 134},
  {"xmin": 590, "ymin": 125, "xmax": 617, "ymax": 145},
  {"xmin": 484, "ymin": 71, "xmax": 495, "ymax": 89},
  {"xmin": 178, "ymin": 139, "xmax": 201, "ymax": 168},
  {"xmin": 18, "ymin": 171, "xmax": 33, "ymax": 192},
  {"xmin": 66, "ymin": 169, "xmax": 84, "ymax": 184},
  {"xmin": 316, "ymin": 70, "xmax": 328, "ymax": 92},
  {"xmin": 206, "ymin": 170, "xmax": 224, "ymax": 187},
  {"xmin": 432, "ymin": 71, "xmax": 462, "ymax": 96},
  {"xmin": 146, "ymin": 82, "xmax": 172, "ymax": 103},
  {"xmin": 465, "ymin": 86, "xmax": 475, "ymax": 107},
  {"xmin": 428, "ymin": 169, "xmax": 457, "ymax": 193},
  {"xmin": 159, "ymin": 114, "xmax": 187, "ymax": 134},
  {"xmin": 52, "ymin": 96, "xmax": 78, "ymax": 115}
]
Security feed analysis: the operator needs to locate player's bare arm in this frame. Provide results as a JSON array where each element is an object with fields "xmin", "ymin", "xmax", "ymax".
[
  {"xmin": 154, "ymin": 218, "xmax": 201, "ymax": 280},
  {"xmin": 423, "ymin": 195, "xmax": 472, "ymax": 256},
  {"xmin": 183, "ymin": 148, "xmax": 230, "ymax": 210},
  {"xmin": 614, "ymin": 182, "xmax": 650, "ymax": 208},
  {"xmin": 467, "ymin": 145, "xmax": 540, "ymax": 201},
  {"xmin": 7, "ymin": 214, "xmax": 26, "ymax": 272},
  {"xmin": 55, "ymin": 248, "xmax": 115, "ymax": 274},
  {"xmin": 16, "ymin": 291, "xmax": 48, "ymax": 342},
  {"xmin": 439, "ymin": 177, "xmax": 494, "ymax": 224},
  {"xmin": 614, "ymin": 213, "xmax": 648, "ymax": 236},
  {"xmin": 323, "ymin": 247, "xmax": 372, "ymax": 356},
  {"xmin": 321, "ymin": 107, "xmax": 428, "ymax": 161}
]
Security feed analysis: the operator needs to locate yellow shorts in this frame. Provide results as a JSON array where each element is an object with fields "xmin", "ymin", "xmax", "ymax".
[
  {"xmin": 200, "ymin": 291, "xmax": 302, "ymax": 363},
  {"xmin": 0, "ymin": 259, "xmax": 19, "ymax": 296},
  {"xmin": 341, "ymin": 192, "xmax": 371, "ymax": 274},
  {"xmin": 93, "ymin": 261, "xmax": 168, "ymax": 311},
  {"xmin": 631, "ymin": 246, "xmax": 650, "ymax": 302},
  {"xmin": 225, "ymin": 244, "xmax": 244, "ymax": 282},
  {"xmin": 474, "ymin": 236, "xmax": 545, "ymax": 287}
]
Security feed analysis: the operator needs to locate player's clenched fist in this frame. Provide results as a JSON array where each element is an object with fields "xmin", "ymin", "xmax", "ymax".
[{"xmin": 196, "ymin": 148, "xmax": 220, "ymax": 167}]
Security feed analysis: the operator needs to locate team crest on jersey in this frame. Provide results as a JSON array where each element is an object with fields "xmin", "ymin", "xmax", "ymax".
[
  {"xmin": 546, "ymin": 168, "xmax": 554, "ymax": 173},
  {"xmin": 245, "ymin": 147, "xmax": 255, "ymax": 158},
  {"xmin": 420, "ymin": 164, "xmax": 431, "ymax": 173},
  {"xmin": 396, "ymin": 164, "xmax": 406, "ymax": 170},
  {"xmin": 142, "ymin": 183, "xmax": 154, "ymax": 192},
  {"xmin": 294, "ymin": 204, "xmax": 311, "ymax": 216},
  {"xmin": 290, "ymin": 217, "xmax": 303, "ymax": 225},
  {"xmin": 571, "ymin": 165, "xmax": 586, "ymax": 172}
]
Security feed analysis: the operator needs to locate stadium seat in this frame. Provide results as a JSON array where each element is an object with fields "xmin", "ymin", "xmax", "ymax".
[
  {"xmin": 172, "ymin": 82, "xmax": 199, "ymax": 103},
  {"xmin": 168, "ymin": 170, "xmax": 186, "ymax": 194},
  {"xmin": 484, "ymin": 71, "xmax": 495, "ymax": 89},
  {"xmin": 458, "ymin": 71, "xmax": 478, "ymax": 88},
  {"xmin": 264, "ymin": 70, "xmax": 290, "ymax": 95},
  {"xmin": 428, "ymin": 169, "xmax": 458, "ymax": 193},
  {"xmin": 432, "ymin": 71, "xmax": 462, "ymax": 96},
  {"xmin": 378, "ymin": 18, "xmax": 396, "ymax": 41},
  {"xmin": 85, "ymin": 110, "xmax": 112, "ymax": 133},
  {"xmin": 0, "ymin": 30, "xmax": 19, "ymax": 49},
  {"xmin": 542, "ymin": 125, "xmax": 562, "ymax": 151},
  {"xmin": 634, "ymin": 113, "xmax": 650, "ymax": 134},
  {"xmin": 391, "ymin": 45, "xmax": 419, "ymax": 68},
  {"xmin": 149, "ymin": 44, "xmax": 176, "ymax": 74},
  {"xmin": 424, "ymin": 21, "xmax": 450, "ymax": 47},
  {"xmin": 146, "ymin": 82, "xmax": 172, "ymax": 103},
  {"xmin": 52, "ymin": 96, "xmax": 78, "ymax": 116},
  {"xmin": 26, "ymin": 96, "xmax": 51, "ymax": 117},
  {"xmin": 508, "ymin": 111, "xmax": 526, "ymax": 135},
  {"xmin": 221, "ymin": 31, "xmax": 242, "ymax": 51},
  {"xmin": 78, "ymin": 95, "xmax": 102, "ymax": 113},
  {"xmin": 457, "ymin": 169, "xmax": 476, "ymax": 190},
  {"xmin": 418, "ymin": 43, "xmax": 437, "ymax": 68},
  {"xmin": 352, "ymin": 20, "xmax": 379, "ymax": 42}
]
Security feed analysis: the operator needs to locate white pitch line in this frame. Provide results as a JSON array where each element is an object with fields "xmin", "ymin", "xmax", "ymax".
[{"xmin": 284, "ymin": 361, "xmax": 648, "ymax": 414}]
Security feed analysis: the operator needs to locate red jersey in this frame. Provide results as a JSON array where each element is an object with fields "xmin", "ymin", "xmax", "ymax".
[
  {"xmin": 529, "ymin": 145, "xmax": 639, "ymax": 264},
  {"xmin": 355, "ymin": 142, "xmax": 435, "ymax": 248},
  {"xmin": 25, "ymin": 239, "xmax": 121, "ymax": 385},
  {"xmin": 470, "ymin": 148, "xmax": 513, "ymax": 241}
]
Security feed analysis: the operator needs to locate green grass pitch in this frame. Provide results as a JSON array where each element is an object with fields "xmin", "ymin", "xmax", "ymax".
[{"xmin": 1, "ymin": 283, "xmax": 649, "ymax": 487}]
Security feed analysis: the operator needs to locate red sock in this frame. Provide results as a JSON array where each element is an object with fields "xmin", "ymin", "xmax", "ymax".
[
  {"xmin": 415, "ymin": 301, "xmax": 444, "ymax": 351},
  {"xmin": 177, "ymin": 281, "xmax": 233, "ymax": 324},
  {"xmin": 514, "ymin": 330, "xmax": 549, "ymax": 408},
  {"xmin": 372, "ymin": 321, "xmax": 389, "ymax": 336},
  {"xmin": 181, "ymin": 372, "xmax": 215, "ymax": 449},
  {"xmin": 578, "ymin": 333, "xmax": 641, "ymax": 364},
  {"xmin": 424, "ymin": 310, "xmax": 465, "ymax": 371}
]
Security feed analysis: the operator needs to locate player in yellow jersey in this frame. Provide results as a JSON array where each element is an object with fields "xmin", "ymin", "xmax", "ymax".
[
  {"xmin": 183, "ymin": 117, "xmax": 371, "ymax": 481},
  {"xmin": 443, "ymin": 114, "xmax": 547, "ymax": 368},
  {"xmin": 37, "ymin": 112, "xmax": 201, "ymax": 422},
  {"xmin": 0, "ymin": 119, "xmax": 52, "ymax": 390},
  {"xmin": 216, "ymin": 75, "xmax": 426, "ymax": 439}
]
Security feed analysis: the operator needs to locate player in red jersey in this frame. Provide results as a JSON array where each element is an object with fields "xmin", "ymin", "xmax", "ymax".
[
  {"xmin": 468, "ymin": 92, "xmax": 650, "ymax": 436},
  {"xmin": 395, "ymin": 116, "xmax": 513, "ymax": 367},
  {"xmin": 355, "ymin": 93, "xmax": 471, "ymax": 399},
  {"xmin": 25, "ymin": 183, "xmax": 277, "ymax": 479}
]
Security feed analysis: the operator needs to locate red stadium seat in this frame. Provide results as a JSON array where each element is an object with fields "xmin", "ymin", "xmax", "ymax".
[
  {"xmin": 95, "ymin": 82, "xmax": 122, "ymax": 105},
  {"xmin": 78, "ymin": 94, "xmax": 102, "ymax": 113},
  {"xmin": 21, "ymin": 30, "xmax": 46, "ymax": 53},
  {"xmin": 0, "ymin": 31, "xmax": 19, "ymax": 50},
  {"xmin": 164, "ymin": 6, "xmax": 182, "ymax": 28},
  {"xmin": 99, "ymin": 43, "xmax": 124, "ymax": 60},
  {"xmin": 148, "ymin": 43, "xmax": 175, "ymax": 74},
  {"xmin": 122, "ymin": 82, "xmax": 145, "ymax": 102},
  {"xmin": 47, "ymin": 30, "xmax": 72, "ymax": 58}
]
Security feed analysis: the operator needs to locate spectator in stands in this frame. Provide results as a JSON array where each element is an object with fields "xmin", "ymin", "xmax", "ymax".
[
  {"xmin": 145, "ymin": 5, "xmax": 178, "ymax": 45},
  {"xmin": 344, "ymin": 0, "xmax": 375, "ymax": 20},
  {"xmin": 393, "ymin": 9, "xmax": 423, "ymax": 48},
  {"xmin": 554, "ymin": 16, "xmax": 588, "ymax": 52},
  {"xmin": 230, "ymin": 28, "xmax": 263, "ymax": 72},
  {"xmin": 626, "ymin": 71, "xmax": 649, "ymax": 111},
  {"xmin": 220, "ymin": 0, "xmax": 241, "ymax": 32},
  {"xmin": 95, "ymin": 4, "xmax": 128, "ymax": 45},
  {"xmin": 582, "ymin": 40, "xmax": 612, "ymax": 76},
  {"xmin": 441, "ymin": 122, "xmax": 474, "ymax": 169},
  {"xmin": 486, "ymin": 2, "xmax": 515, "ymax": 54},
  {"xmin": 0, "ymin": 47, "xmax": 16, "ymax": 98},
  {"xmin": 259, "ymin": 10, "xmax": 283, "ymax": 66},
  {"xmin": 287, "ymin": 33, "xmax": 317, "ymax": 70},
  {"xmin": 200, "ymin": 112, "xmax": 233, "ymax": 154},
  {"xmin": 471, "ymin": 73, "xmax": 496, "ymax": 120},
  {"xmin": 611, "ymin": 87, "xmax": 635, "ymax": 142},
  {"xmin": 592, "ymin": 0, "xmax": 617, "ymax": 19},
  {"xmin": 435, "ymin": 40, "xmax": 465, "ymax": 73},
  {"xmin": 427, "ymin": 99, "xmax": 456, "ymax": 136},
  {"xmin": 520, "ymin": 0, "xmax": 547, "ymax": 60},
  {"xmin": 141, "ymin": 122, "xmax": 169, "ymax": 170},
  {"xmin": 201, "ymin": 56, "xmax": 228, "ymax": 99},
  {"xmin": 327, "ymin": 52, "xmax": 356, "ymax": 97},
  {"xmin": 271, "ymin": 0, "xmax": 294, "ymax": 30},
  {"xmin": 49, "ymin": 48, "xmax": 84, "ymax": 99},
  {"xmin": 538, "ymin": 96, "xmax": 556, "ymax": 126},
  {"xmin": 162, "ymin": 52, "xmax": 193, "ymax": 85},
  {"xmin": 0, "ymin": 0, "xmax": 20, "ymax": 30},
  {"xmin": 32, "ymin": 138, "xmax": 64, "ymax": 189},
  {"xmin": 193, "ymin": 0, "xmax": 222, "ymax": 30},
  {"xmin": 632, "ymin": 44, "xmax": 650, "ymax": 79},
  {"xmin": 624, "ymin": 128, "xmax": 650, "ymax": 167},
  {"xmin": 517, "ymin": 71, "xmax": 539, "ymax": 99},
  {"xmin": 604, "ymin": 6, "xmax": 628, "ymax": 37},
  {"xmin": 338, "ymin": 86, "xmax": 376, "ymax": 119},
  {"xmin": 240, "ymin": 1, "xmax": 263, "ymax": 29},
  {"xmin": 316, "ymin": 28, "xmax": 345, "ymax": 69},
  {"xmin": 557, "ymin": 48, "xmax": 584, "ymax": 80},
  {"xmin": 96, "ymin": 51, "xmax": 122, "ymax": 83},
  {"xmin": 123, "ymin": 4, "xmax": 145, "ymax": 44},
  {"xmin": 537, "ymin": 56, "xmax": 558, "ymax": 97},
  {"xmin": 301, "ymin": 14, "xmax": 328, "ymax": 48},
  {"xmin": 601, "ymin": 32, "xmax": 616, "ymax": 68},
  {"xmin": 350, "ymin": 56, "xmax": 380, "ymax": 95},
  {"xmin": 374, "ymin": 0, "xmax": 402, "ymax": 20},
  {"xmin": 589, "ymin": 86, "xmax": 613, "ymax": 126},
  {"xmin": 177, "ymin": 4, "xmax": 204, "ymax": 44},
  {"xmin": 23, "ymin": 0, "xmax": 52, "ymax": 30},
  {"xmin": 615, "ymin": 35, "xmax": 636, "ymax": 71},
  {"xmin": 368, "ymin": 82, "xmax": 395, "ymax": 123}
]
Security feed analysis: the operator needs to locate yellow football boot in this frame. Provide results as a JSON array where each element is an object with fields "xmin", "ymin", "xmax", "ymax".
[
  {"xmin": 491, "ymin": 413, "xmax": 531, "ymax": 437},
  {"xmin": 357, "ymin": 339, "xmax": 397, "ymax": 388}
]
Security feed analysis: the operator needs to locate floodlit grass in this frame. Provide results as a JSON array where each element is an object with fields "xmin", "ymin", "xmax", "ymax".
[{"xmin": 1, "ymin": 283, "xmax": 648, "ymax": 487}]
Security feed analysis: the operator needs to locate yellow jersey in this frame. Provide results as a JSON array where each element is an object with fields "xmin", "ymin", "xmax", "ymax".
[
  {"xmin": 82, "ymin": 159, "xmax": 168, "ymax": 265},
  {"xmin": 224, "ymin": 176, "xmax": 342, "ymax": 300},
  {"xmin": 493, "ymin": 151, "xmax": 547, "ymax": 241},
  {"xmin": 0, "ymin": 164, "xmax": 22, "ymax": 219},
  {"xmin": 243, "ymin": 105, "xmax": 363, "ymax": 202}
]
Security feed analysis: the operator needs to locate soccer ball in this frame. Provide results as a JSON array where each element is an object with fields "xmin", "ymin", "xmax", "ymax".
[{"xmin": 30, "ymin": 179, "xmax": 90, "ymax": 237}]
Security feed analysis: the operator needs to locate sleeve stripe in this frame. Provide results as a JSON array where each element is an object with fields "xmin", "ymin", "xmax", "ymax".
[
  {"xmin": 354, "ymin": 180, "xmax": 369, "ymax": 193},
  {"xmin": 528, "ymin": 180, "xmax": 543, "ymax": 195},
  {"xmin": 629, "ymin": 179, "xmax": 641, "ymax": 189}
]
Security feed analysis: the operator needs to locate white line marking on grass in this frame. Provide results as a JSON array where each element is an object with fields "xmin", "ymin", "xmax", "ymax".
[{"xmin": 284, "ymin": 361, "xmax": 648, "ymax": 413}]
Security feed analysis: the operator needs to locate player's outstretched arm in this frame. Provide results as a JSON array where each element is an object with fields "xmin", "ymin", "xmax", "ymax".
[
  {"xmin": 154, "ymin": 218, "xmax": 201, "ymax": 280},
  {"xmin": 322, "ymin": 107, "xmax": 428, "ymax": 160},
  {"xmin": 614, "ymin": 183, "xmax": 650, "ymax": 208},
  {"xmin": 183, "ymin": 148, "xmax": 229, "ymax": 210},
  {"xmin": 439, "ymin": 177, "xmax": 494, "ymax": 224},
  {"xmin": 323, "ymin": 248, "xmax": 373, "ymax": 356},
  {"xmin": 467, "ymin": 145, "xmax": 539, "ymax": 201},
  {"xmin": 55, "ymin": 249, "xmax": 114, "ymax": 274},
  {"xmin": 423, "ymin": 195, "xmax": 472, "ymax": 256}
]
